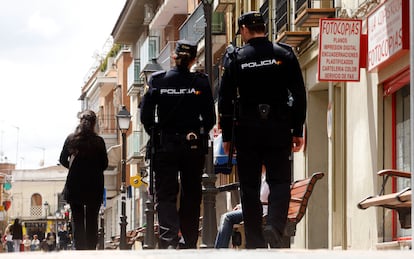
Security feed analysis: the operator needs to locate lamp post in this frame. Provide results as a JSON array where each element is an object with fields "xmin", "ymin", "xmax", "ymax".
[
  {"xmin": 201, "ymin": 0, "xmax": 218, "ymax": 248},
  {"xmin": 141, "ymin": 58, "xmax": 163, "ymax": 249},
  {"xmin": 44, "ymin": 201, "xmax": 49, "ymax": 218},
  {"xmin": 116, "ymin": 105, "xmax": 131, "ymax": 250}
]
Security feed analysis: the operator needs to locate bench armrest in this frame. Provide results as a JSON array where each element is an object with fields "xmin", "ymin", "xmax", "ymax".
[{"xmin": 377, "ymin": 169, "xmax": 411, "ymax": 178}]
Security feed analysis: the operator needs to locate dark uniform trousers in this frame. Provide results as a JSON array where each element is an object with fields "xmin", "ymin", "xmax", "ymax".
[
  {"xmin": 154, "ymin": 135, "xmax": 205, "ymax": 249},
  {"xmin": 235, "ymin": 117, "xmax": 292, "ymax": 249}
]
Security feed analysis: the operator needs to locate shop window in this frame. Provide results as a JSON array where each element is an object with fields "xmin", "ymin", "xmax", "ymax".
[{"xmin": 394, "ymin": 84, "xmax": 411, "ymax": 237}]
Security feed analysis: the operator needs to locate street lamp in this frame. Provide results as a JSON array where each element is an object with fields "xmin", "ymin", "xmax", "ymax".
[
  {"xmin": 141, "ymin": 58, "xmax": 163, "ymax": 249},
  {"xmin": 141, "ymin": 58, "xmax": 163, "ymax": 85},
  {"xmin": 116, "ymin": 105, "xmax": 131, "ymax": 250},
  {"xmin": 44, "ymin": 201, "xmax": 50, "ymax": 218},
  {"xmin": 200, "ymin": 0, "xmax": 218, "ymax": 248}
]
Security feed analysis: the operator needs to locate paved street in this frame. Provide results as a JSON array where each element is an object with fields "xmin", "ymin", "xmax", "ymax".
[{"xmin": 1, "ymin": 249, "xmax": 413, "ymax": 259}]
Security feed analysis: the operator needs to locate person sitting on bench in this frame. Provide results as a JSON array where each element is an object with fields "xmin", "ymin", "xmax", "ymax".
[{"xmin": 215, "ymin": 167, "xmax": 269, "ymax": 248}]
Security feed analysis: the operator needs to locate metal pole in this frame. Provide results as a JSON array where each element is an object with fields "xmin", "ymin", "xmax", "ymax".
[
  {"xmin": 143, "ymin": 197, "xmax": 155, "ymax": 249},
  {"xmin": 98, "ymin": 205, "xmax": 105, "ymax": 250},
  {"xmin": 200, "ymin": 0, "xmax": 218, "ymax": 248},
  {"xmin": 143, "ymin": 104, "xmax": 157, "ymax": 249},
  {"xmin": 119, "ymin": 131, "xmax": 128, "ymax": 249},
  {"xmin": 201, "ymin": 140, "xmax": 218, "ymax": 248}
]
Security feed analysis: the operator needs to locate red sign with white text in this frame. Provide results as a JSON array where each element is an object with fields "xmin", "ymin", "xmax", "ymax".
[
  {"xmin": 367, "ymin": 0, "xmax": 409, "ymax": 71},
  {"xmin": 318, "ymin": 18, "xmax": 362, "ymax": 82}
]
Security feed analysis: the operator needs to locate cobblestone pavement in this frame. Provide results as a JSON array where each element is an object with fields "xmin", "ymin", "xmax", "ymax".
[{"xmin": 0, "ymin": 249, "xmax": 413, "ymax": 259}]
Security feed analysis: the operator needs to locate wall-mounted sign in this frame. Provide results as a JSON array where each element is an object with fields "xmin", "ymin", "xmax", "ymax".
[
  {"xmin": 318, "ymin": 18, "xmax": 362, "ymax": 82},
  {"xmin": 367, "ymin": 0, "xmax": 410, "ymax": 71}
]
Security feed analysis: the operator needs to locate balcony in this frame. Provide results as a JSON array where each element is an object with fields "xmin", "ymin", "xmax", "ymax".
[
  {"xmin": 158, "ymin": 41, "xmax": 176, "ymax": 71},
  {"xmin": 275, "ymin": 0, "xmax": 335, "ymax": 50},
  {"xmin": 214, "ymin": 0, "xmax": 236, "ymax": 12},
  {"xmin": 111, "ymin": 0, "xmax": 149, "ymax": 44},
  {"xmin": 276, "ymin": 31, "xmax": 312, "ymax": 49},
  {"xmin": 127, "ymin": 59, "xmax": 144, "ymax": 96},
  {"xmin": 149, "ymin": 0, "xmax": 187, "ymax": 30},
  {"xmin": 295, "ymin": 0, "xmax": 336, "ymax": 27},
  {"xmin": 275, "ymin": 0, "xmax": 311, "ymax": 49},
  {"xmin": 179, "ymin": 3, "xmax": 205, "ymax": 43}
]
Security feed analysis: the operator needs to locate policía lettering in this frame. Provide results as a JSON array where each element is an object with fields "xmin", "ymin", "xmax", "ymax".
[
  {"xmin": 240, "ymin": 59, "xmax": 281, "ymax": 69},
  {"xmin": 160, "ymin": 88, "xmax": 200, "ymax": 95}
]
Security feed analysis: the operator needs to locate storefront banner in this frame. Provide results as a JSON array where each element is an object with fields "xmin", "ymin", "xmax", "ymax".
[
  {"xmin": 318, "ymin": 18, "xmax": 362, "ymax": 82},
  {"xmin": 367, "ymin": 0, "xmax": 409, "ymax": 71}
]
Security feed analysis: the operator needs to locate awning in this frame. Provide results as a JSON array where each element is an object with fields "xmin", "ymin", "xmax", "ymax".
[
  {"xmin": 107, "ymin": 144, "xmax": 121, "ymax": 167},
  {"xmin": 214, "ymin": 134, "xmax": 236, "ymax": 174}
]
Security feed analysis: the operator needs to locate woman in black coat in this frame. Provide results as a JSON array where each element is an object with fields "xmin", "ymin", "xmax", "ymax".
[{"xmin": 59, "ymin": 110, "xmax": 108, "ymax": 250}]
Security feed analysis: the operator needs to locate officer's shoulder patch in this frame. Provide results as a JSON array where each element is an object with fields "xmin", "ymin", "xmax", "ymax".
[
  {"xmin": 151, "ymin": 70, "xmax": 166, "ymax": 78},
  {"xmin": 274, "ymin": 42, "xmax": 295, "ymax": 57},
  {"xmin": 276, "ymin": 42, "xmax": 293, "ymax": 51}
]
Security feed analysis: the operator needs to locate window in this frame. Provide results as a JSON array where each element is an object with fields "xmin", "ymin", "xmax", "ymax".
[
  {"xmin": 30, "ymin": 193, "xmax": 43, "ymax": 217},
  {"xmin": 394, "ymin": 84, "xmax": 411, "ymax": 238}
]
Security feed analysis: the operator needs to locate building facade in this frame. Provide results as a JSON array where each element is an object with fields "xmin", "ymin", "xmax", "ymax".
[{"xmin": 6, "ymin": 165, "xmax": 68, "ymax": 242}]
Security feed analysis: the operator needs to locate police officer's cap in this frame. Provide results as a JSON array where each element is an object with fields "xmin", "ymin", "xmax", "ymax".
[
  {"xmin": 175, "ymin": 40, "xmax": 197, "ymax": 59},
  {"xmin": 236, "ymin": 11, "xmax": 265, "ymax": 34}
]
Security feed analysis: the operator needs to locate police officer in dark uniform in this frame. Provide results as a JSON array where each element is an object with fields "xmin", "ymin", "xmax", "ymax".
[
  {"xmin": 140, "ymin": 40, "xmax": 216, "ymax": 249},
  {"xmin": 218, "ymin": 11, "xmax": 306, "ymax": 248}
]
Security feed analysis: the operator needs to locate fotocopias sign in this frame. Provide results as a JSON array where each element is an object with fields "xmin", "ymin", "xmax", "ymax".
[
  {"xmin": 367, "ymin": 0, "xmax": 409, "ymax": 71},
  {"xmin": 318, "ymin": 18, "xmax": 362, "ymax": 82}
]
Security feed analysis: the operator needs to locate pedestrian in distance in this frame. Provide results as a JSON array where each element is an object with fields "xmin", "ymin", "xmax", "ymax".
[
  {"xmin": 59, "ymin": 110, "xmax": 109, "ymax": 250},
  {"xmin": 10, "ymin": 218, "xmax": 23, "ymax": 252},
  {"xmin": 4, "ymin": 223, "xmax": 14, "ymax": 252},
  {"xmin": 218, "ymin": 11, "xmax": 307, "ymax": 248},
  {"xmin": 140, "ymin": 39, "xmax": 216, "ymax": 249},
  {"xmin": 22, "ymin": 234, "xmax": 31, "ymax": 251},
  {"xmin": 57, "ymin": 224, "xmax": 69, "ymax": 250},
  {"xmin": 30, "ymin": 234, "xmax": 40, "ymax": 251}
]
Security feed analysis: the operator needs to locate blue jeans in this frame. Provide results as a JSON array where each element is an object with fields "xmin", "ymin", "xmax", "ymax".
[{"xmin": 214, "ymin": 209, "xmax": 243, "ymax": 248}]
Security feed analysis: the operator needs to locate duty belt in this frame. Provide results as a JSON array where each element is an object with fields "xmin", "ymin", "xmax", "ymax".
[
  {"xmin": 161, "ymin": 132, "xmax": 200, "ymax": 149},
  {"xmin": 240, "ymin": 103, "xmax": 273, "ymax": 120}
]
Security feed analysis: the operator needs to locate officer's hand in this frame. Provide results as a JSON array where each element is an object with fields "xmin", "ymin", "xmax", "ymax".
[
  {"xmin": 292, "ymin": 137, "xmax": 304, "ymax": 152},
  {"xmin": 223, "ymin": 141, "xmax": 232, "ymax": 155}
]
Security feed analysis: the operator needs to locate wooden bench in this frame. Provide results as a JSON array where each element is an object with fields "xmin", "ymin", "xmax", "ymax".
[
  {"xmin": 281, "ymin": 172, "xmax": 325, "ymax": 247},
  {"xmin": 220, "ymin": 172, "xmax": 325, "ymax": 248},
  {"xmin": 357, "ymin": 169, "xmax": 411, "ymax": 229}
]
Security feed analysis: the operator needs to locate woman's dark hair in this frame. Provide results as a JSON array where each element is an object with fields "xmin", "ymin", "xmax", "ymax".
[{"xmin": 67, "ymin": 110, "xmax": 98, "ymax": 155}]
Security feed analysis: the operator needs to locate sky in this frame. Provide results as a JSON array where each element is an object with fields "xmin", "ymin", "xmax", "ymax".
[{"xmin": 0, "ymin": 0, "xmax": 126, "ymax": 169}]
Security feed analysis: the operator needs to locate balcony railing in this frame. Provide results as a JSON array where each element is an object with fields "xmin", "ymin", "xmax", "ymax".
[
  {"xmin": 158, "ymin": 41, "xmax": 176, "ymax": 71},
  {"xmin": 140, "ymin": 36, "xmax": 160, "ymax": 73},
  {"xmin": 179, "ymin": 3, "xmax": 205, "ymax": 43},
  {"xmin": 127, "ymin": 59, "xmax": 144, "ymax": 96},
  {"xmin": 275, "ymin": 0, "xmax": 288, "ymax": 33},
  {"xmin": 97, "ymin": 116, "xmax": 117, "ymax": 135}
]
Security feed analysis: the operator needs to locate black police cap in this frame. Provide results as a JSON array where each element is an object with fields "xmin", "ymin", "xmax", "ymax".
[
  {"xmin": 236, "ymin": 11, "xmax": 265, "ymax": 34},
  {"xmin": 175, "ymin": 40, "xmax": 197, "ymax": 59}
]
